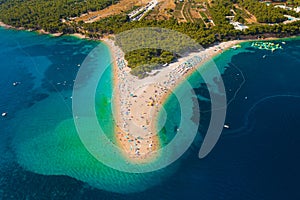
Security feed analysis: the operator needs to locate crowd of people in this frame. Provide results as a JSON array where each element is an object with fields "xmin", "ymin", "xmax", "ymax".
[{"xmin": 161, "ymin": 55, "xmax": 204, "ymax": 88}]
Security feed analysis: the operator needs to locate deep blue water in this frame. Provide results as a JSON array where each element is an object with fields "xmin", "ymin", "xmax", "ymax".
[{"xmin": 0, "ymin": 27, "xmax": 300, "ymax": 199}]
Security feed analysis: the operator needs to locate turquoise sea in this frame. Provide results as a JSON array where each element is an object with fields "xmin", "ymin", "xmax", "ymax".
[{"xmin": 0, "ymin": 27, "xmax": 300, "ymax": 199}]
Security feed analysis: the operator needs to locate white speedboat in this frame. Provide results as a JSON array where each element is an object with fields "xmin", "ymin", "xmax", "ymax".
[{"xmin": 223, "ymin": 124, "xmax": 230, "ymax": 129}]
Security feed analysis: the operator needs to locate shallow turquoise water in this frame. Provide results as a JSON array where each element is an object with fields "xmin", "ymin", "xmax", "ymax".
[
  {"xmin": 0, "ymin": 28, "xmax": 176, "ymax": 196},
  {"xmin": 1, "ymin": 27, "xmax": 300, "ymax": 199}
]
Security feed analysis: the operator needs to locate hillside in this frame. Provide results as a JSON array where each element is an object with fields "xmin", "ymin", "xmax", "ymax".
[{"xmin": 1, "ymin": 0, "xmax": 300, "ymax": 76}]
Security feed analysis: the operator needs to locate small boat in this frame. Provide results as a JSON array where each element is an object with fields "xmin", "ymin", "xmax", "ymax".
[
  {"xmin": 263, "ymin": 55, "xmax": 266, "ymax": 58},
  {"xmin": 224, "ymin": 124, "xmax": 230, "ymax": 129},
  {"xmin": 12, "ymin": 82, "xmax": 20, "ymax": 86},
  {"xmin": 282, "ymin": 41, "xmax": 286, "ymax": 44},
  {"xmin": 2, "ymin": 112, "xmax": 7, "ymax": 117}
]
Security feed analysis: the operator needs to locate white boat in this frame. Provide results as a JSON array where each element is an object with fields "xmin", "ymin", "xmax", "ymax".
[
  {"xmin": 223, "ymin": 124, "xmax": 230, "ymax": 129},
  {"xmin": 2, "ymin": 112, "xmax": 7, "ymax": 117},
  {"xmin": 12, "ymin": 82, "xmax": 20, "ymax": 86}
]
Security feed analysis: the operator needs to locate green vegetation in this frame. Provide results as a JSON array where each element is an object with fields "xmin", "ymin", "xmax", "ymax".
[
  {"xmin": 244, "ymin": 21, "xmax": 300, "ymax": 35},
  {"xmin": 83, "ymin": 16, "xmax": 221, "ymax": 46},
  {"xmin": 278, "ymin": 7, "xmax": 300, "ymax": 18},
  {"xmin": 239, "ymin": 0, "xmax": 287, "ymax": 23},
  {"xmin": 208, "ymin": 0, "xmax": 233, "ymax": 26},
  {"xmin": 234, "ymin": 13, "xmax": 245, "ymax": 23},
  {"xmin": 290, "ymin": 0, "xmax": 300, "ymax": 5},
  {"xmin": 234, "ymin": 7, "xmax": 250, "ymax": 23},
  {"xmin": 127, "ymin": 49, "xmax": 175, "ymax": 78},
  {"xmin": 0, "ymin": 0, "xmax": 118, "ymax": 33},
  {"xmin": 183, "ymin": 2, "xmax": 193, "ymax": 22},
  {"xmin": 125, "ymin": 49, "xmax": 175, "ymax": 69}
]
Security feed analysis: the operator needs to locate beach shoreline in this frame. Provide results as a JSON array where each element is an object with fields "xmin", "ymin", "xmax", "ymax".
[
  {"xmin": 103, "ymin": 38, "xmax": 160, "ymax": 163},
  {"xmin": 2, "ymin": 20, "xmax": 297, "ymax": 162},
  {"xmin": 69, "ymin": 33, "xmax": 88, "ymax": 39},
  {"xmin": 0, "ymin": 21, "xmax": 13, "ymax": 29},
  {"xmin": 103, "ymin": 37, "xmax": 249, "ymax": 163},
  {"xmin": 103, "ymin": 35, "xmax": 298, "ymax": 163},
  {"xmin": 0, "ymin": 21, "xmax": 65, "ymax": 37}
]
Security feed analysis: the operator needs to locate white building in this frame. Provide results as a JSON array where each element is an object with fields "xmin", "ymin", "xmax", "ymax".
[
  {"xmin": 230, "ymin": 22, "xmax": 249, "ymax": 31},
  {"xmin": 274, "ymin": 5, "xmax": 293, "ymax": 11}
]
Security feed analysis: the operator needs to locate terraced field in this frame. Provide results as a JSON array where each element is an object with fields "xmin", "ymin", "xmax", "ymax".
[
  {"xmin": 174, "ymin": 2, "xmax": 186, "ymax": 22},
  {"xmin": 74, "ymin": 0, "xmax": 150, "ymax": 23},
  {"xmin": 182, "ymin": 2, "xmax": 194, "ymax": 22},
  {"xmin": 145, "ymin": 0, "xmax": 176, "ymax": 20}
]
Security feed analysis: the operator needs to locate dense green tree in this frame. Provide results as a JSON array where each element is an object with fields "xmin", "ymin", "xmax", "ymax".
[
  {"xmin": 0, "ymin": 0, "xmax": 119, "ymax": 33},
  {"xmin": 238, "ymin": 0, "xmax": 287, "ymax": 23}
]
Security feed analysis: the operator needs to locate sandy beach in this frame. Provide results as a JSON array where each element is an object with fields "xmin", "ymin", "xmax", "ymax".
[
  {"xmin": 70, "ymin": 33, "xmax": 87, "ymax": 39},
  {"xmin": 0, "ymin": 21, "xmax": 13, "ymax": 29},
  {"xmin": 103, "ymin": 38, "xmax": 245, "ymax": 163}
]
